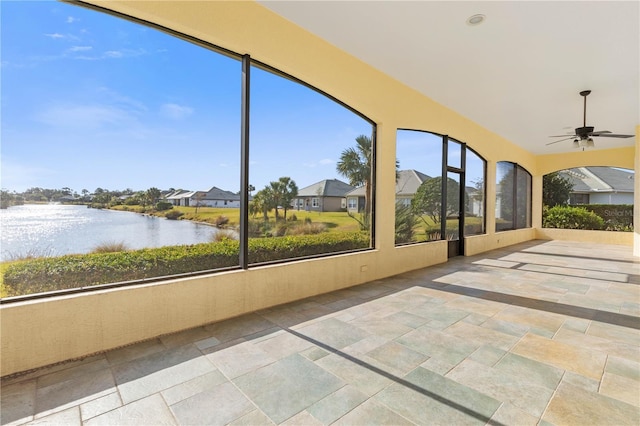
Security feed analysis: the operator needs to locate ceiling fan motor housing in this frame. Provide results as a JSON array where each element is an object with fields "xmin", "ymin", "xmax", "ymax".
[{"xmin": 575, "ymin": 126, "xmax": 594, "ymax": 139}]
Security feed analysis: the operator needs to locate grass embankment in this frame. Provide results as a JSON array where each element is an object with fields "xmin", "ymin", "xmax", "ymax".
[{"xmin": 111, "ymin": 205, "xmax": 361, "ymax": 232}]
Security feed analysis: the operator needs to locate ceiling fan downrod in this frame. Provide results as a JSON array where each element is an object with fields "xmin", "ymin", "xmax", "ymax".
[{"xmin": 580, "ymin": 89, "xmax": 591, "ymax": 128}]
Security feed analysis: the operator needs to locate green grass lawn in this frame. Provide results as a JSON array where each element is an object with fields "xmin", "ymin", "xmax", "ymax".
[{"xmin": 111, "ymin": 205, "xmax": 362, "ymax": 233}]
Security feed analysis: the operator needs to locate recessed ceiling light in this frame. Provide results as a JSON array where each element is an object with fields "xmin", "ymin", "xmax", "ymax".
[{"xmin": 467, "ymin": 14, "xmax": 486, "ymax": 26}]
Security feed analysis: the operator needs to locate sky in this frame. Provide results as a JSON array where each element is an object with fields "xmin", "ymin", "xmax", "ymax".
[{"xmin": 1, "ymin": 0, "xmax": 480, "ymax": 196}]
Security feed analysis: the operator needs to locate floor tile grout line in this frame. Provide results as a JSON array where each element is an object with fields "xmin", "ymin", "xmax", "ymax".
[{"xmin": 284, "ymin": 327, "xmax": 509, "ymax": 426}]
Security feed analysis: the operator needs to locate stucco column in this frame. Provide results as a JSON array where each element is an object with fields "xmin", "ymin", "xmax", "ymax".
[
  {"xmin": 531, "ymin": 174, "xmax": 543, "ymax": 229},
  {"xmin": 634, "ymin": 125, "xmax": 640, "ymax": 257},
  {"xmin": 375, "ymin": 123, "xmax": 397, "ymax": 251},
  {"xmin": 485, "ymin": 160, "xmax": 496, "ymax": 234}
]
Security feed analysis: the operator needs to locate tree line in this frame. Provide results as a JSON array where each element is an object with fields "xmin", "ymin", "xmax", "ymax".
[{"xmin": 0, "ymin": 187, "xmax": 165, "ymax": 209}]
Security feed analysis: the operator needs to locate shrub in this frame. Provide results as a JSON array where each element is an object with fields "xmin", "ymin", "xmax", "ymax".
[
  {"xmin": 274, "ymin": 222, "xmax": 291, "ymax": 237},
  {"xmin": 248, "ymin": 220, "xmax": 270, "ymax": 237},
  {"xmin": 165, "ymin": 210, "xmax": 184, "ymax": 220},
  {"xmin": 289, "ymin": 214, "xmax": 298, "ymax": 222},
  {"xmin": 5, "ymin": 247, "xmax": 56, "ymax": 261},
  {"xmin": 92, "ymin": 241, "xmax": 129, "ymax": 253},
  {"xmin": 543, "ymin": 205, "xmax": 604, "ymax": 230},
  {"xmin": 211, "ymin": 229, "xmax": 238, "ymax": 242},
  {"xmin": 395, "ymin": 203, "xmax": 416, "ymax": 244},
  {"xmin": 287, "ymin": 222, "xmax": 327, "ymax": 235},
  {"xmin": 2, "ymin": 232, "xmax": 369, "ymax": 296},
  {"xmin": 155, "ymin": 201, "xmax": 173, "ymax": 211},
  {"xmin": 248, "ymin": 232, "xmax": 369, "ymax": 264},
  {"xmin": 579, "ymin": 204, "xmax": 633, "ymax": 231},
  {"xmin": 215, "ymin": 215, "xmax": 229, "ymax": 227}
]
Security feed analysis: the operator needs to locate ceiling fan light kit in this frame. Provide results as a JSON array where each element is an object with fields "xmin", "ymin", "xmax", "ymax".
[{"xmin": 547, "ymin": 90, "xmax": 634, "ymax": 149}]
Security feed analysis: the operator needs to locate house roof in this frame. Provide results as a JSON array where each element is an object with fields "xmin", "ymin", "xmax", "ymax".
[
  {"xmin": 396, "ymin": 170, "xmax": 430, "ymax": 196},
  {"xmin": 346, "ymin": 170, "xmax": 431, "ymax": 197},
  {"xmin": 165, "ymin": 190, "xmax": 192, "ymax": 200},
  {"xmin": 204, "ymin": 186, "xmax": 240, "ymax": 201},
  {"xmin": 560, "ymin": 167, "xmax": 634, "ymax": 193},
  {"xmin": 297, "ymin": 179, "xmax": 355, "ymax": 197}
]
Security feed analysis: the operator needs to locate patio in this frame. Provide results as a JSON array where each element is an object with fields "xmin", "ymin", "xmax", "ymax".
[{"xmin": 1, "ymin": 239, "xmax": 639, "ymax": 425}]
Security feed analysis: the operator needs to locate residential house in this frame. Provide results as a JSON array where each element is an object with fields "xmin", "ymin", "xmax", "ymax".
[
  {"xmin": 164, "ymin": 190, "xmax": 201, "ymax": 207},
  {"xmin": 560, "ymin": 167, "xmax": 634, "ymax": 205},
  {"xmin": 347, "ymin": 169, "xmax": 430, "ymax": 213},
  {"xmin": 164, "ymin": 187, "xmax": 245, "ymax": 207},
  {"xmin": 164, "ymin": 189, "xmax": 192, "ymax": 206},
  {"xmin": 395, "ymin": 170, "xmax": 431, "ymax": 207},
  {"xmin": 199, "ymin": 186, "xmax": 243, "ymax": 208},
  {"xmin": 293, "ymin": 179, "xmax": 354, "ymax": 212}
]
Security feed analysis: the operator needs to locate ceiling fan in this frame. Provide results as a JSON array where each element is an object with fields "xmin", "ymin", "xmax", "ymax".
[{"xmin": 547, "ymin": 90, "xmax": 634, "ymax": 149}]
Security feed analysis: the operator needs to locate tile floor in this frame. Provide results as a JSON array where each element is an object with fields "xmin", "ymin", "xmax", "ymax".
[{"xmin": 1, "ymin": 240, "xmax": 639, "ymax": 425}]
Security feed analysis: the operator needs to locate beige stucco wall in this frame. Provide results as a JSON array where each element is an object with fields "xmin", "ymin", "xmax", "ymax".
[
  {"xmin": 1, "ymin": 0, "xmax": 636, "ymax": 376},
  {"xmin": 635, "ymin": 127, "xmax": 640, "ymax": 256},
  {"xmin": 536, "ymin": 228, "xmax": 634, "ymax": 246}
]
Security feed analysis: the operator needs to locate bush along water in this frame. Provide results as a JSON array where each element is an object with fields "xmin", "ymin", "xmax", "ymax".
[{"xmin": 3, "ymin": 232, "xmax": 369, "ymax": 297}]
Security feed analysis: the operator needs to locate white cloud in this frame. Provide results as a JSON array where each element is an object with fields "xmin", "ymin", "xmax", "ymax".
[
  {"xmin": 44, "ymin": 33, "xmax": 81, "ymax": 42},
  {"xmin": 66, "ymin": 16, "xmax": 77, "ymax": 24},
  {"xmin": 36, "ymin": 104, "xmax": 136, "ymax": 129},
  {"xmin": 96, "ymin": 87, "xmax": 148, "ymax": 114},
  {"xmin": 73, "ymin": 48, "xmax": 146, "ymax": 61},
  {"xmin": 304, "ymin": 158, "xmax": 334, "ymax": 168},
  {"xmin": 68, "ymin": 46, "xmax": 92, "ymax": 52},
  {"xmin": 160, "ymin": 103, "xmax": 194, "ymax": 120},
  {"xmin": 104, "ymin": 51, "xmax": 123, "ymax": 59}
]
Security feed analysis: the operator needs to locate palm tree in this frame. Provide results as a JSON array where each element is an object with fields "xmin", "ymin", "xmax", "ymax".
[
  {"xmin": 336, "ymin": 135, "xmax": 372, "ymax": 215},
  {"xmin": 275, "ymin": 177, "xmax": 298, "ymax": 221}
]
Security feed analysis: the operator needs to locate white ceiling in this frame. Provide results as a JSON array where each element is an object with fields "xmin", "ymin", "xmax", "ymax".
[{"xmin": 259, "ymin": 1, "xmax": 639, "ymax": 155}]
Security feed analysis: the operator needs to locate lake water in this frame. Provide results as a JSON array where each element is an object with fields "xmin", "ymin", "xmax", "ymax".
[{"xmin": 0, "ymin": 204, "xmax": 221, "ymax": 261}]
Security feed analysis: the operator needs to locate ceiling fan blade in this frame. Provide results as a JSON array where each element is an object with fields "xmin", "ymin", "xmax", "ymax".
[
  {"xmin": 590, "ymin": 130, "xmax": 611, "ymax": 135},
  {"xmin": 548, "ymin": 134, "xmax": 575, "ymax": 138},
  {"xmin": 591, "ymin": 133, "xmax": 634, "ymax": 138},
  {"xmin": 546, "ymin": 136, "xmax": 575, "ymax": 145}
]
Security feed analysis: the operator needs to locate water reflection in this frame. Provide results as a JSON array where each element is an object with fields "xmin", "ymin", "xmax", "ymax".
[{"xmin": 0, "ymin": 204, "xmax": 221, "ymax": 261}]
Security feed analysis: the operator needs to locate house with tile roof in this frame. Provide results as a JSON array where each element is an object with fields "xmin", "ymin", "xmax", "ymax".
[{"xmin": 559, "ymin": 167, "xmax": 634, "ymax": 205}]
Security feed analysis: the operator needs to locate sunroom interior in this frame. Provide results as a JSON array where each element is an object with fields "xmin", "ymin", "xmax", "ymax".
[{"xmin": 1, "ymin": 0, "xmax": 638, "ymax": 377}]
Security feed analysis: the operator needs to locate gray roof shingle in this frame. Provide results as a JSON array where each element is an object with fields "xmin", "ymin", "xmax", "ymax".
[{"xmin": 298, "ymin": 179, "xmax": 355, "ymax": 197}]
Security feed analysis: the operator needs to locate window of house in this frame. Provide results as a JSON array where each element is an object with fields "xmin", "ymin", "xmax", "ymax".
[
  {"xmin": 496, "ymin": 162, "xmax": 532, "ymax": 231},
  {"xmin": 570, "ymin": 193, "xmax": 589, "ymax": 205},
  {"xmin": 0, "ymin": 1, "xmax": 375, "ymax": 298}
]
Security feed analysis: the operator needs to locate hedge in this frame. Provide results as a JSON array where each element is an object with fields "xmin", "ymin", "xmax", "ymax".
[
  {"xmin": 542, "ymin": 205, "xmax": 604, "ymax": 230},
  {"xmin": 578, "ymin": 204, "xmax": 633, "ymax": 231},
  {"xmin": 3, "ymin": 232, "xmax": 369, "ymax": 297}
]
